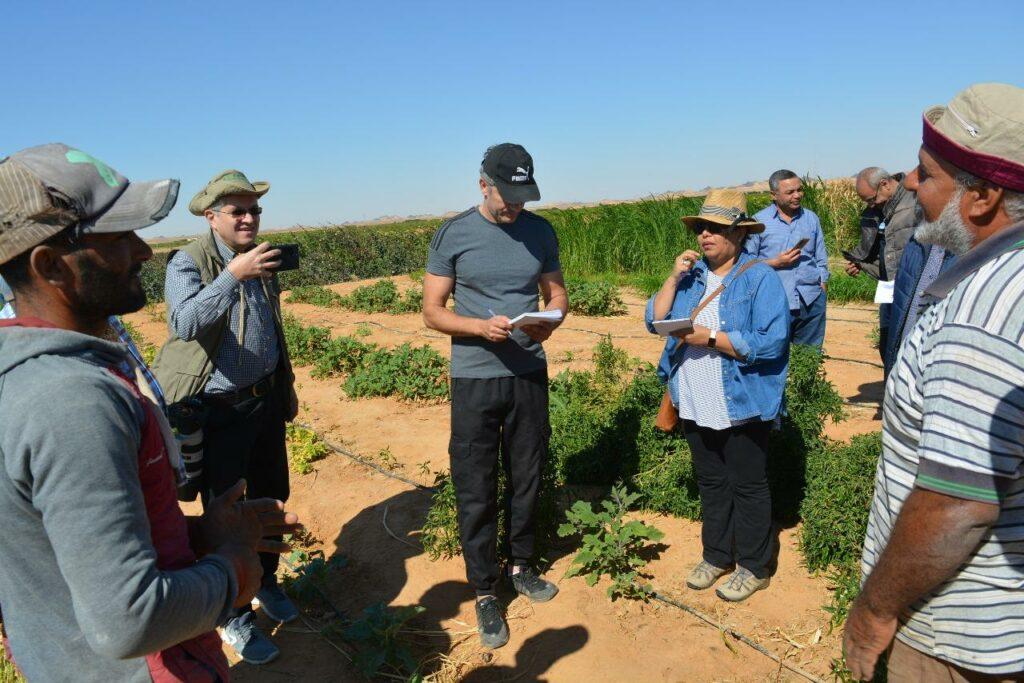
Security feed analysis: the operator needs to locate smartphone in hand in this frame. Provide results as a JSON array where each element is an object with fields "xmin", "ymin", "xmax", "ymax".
[
  {"xmin": 272, "ymin": 244, "xmax": 301, "ymax": 271},
  {"xmin": 793, "ymin": 237, "xmax": 810, "ymax": 251}
]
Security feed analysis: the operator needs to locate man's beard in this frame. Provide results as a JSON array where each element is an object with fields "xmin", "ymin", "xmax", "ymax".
[
  {"xmin": 915, "ymin": 186, "xmax": 974, "ymax": 256},
  {"xmin": 75, "ymin": 255, "xmax": 147, "ymax": 318}
]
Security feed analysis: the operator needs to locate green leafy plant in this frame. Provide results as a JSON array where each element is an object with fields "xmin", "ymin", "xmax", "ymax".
[
  {"xmin": 344, "ymin": 343, "xmax": 449, "ymax": 402},
  {"xmin": 282, "ymin": 314, "xmax": 332, "ymax": 366},
  {"xmin": 355, "ymin": 323, "xmax": 373, "ymax": 337},
  {"xmin": 566, "ymin": 279, "xmax": 627, "ymax": 316},
  {"xmin": 342, "ymin": 279, "xmax": 422, "ymax": 314},
  {"xmin": 282, "ymin": 547, "xmax": 348, "ymax": 601},
  {"xmin": 288, "ymin": 284, "xmax": 346, "ymax": 307},
  {"xmin": 286, "ymin": 423, "xmax": 331, "ymax": 475},
  {"xmin": 117, "ymin": 319, "xmax": 158, "ymax": 366},
  {"xmin": 311, "ymin": 336, "xmax": 375, "ymax": 379},
  {"xmin": 557, "ymin": 483, "xmax": 664, "ymax": 600},
  {"xmin": 340, "ymin": 603, "xmax": 425, "ymax": 680},
  {"xmin": 420, "ymin": 472, "xmax": 461, "ymax": 560}
]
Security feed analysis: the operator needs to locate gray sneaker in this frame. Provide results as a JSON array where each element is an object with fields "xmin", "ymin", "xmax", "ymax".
[
  {"xmin": 475, "ymin": 596, "xmax": 509, "ymax": 649},
  {"xmin": 220, "ymin": 611, "xmax": 280, "ymax": 665},
  {"xmin": 510, "ymin": 567, "xmax": 559, "ymax": 603},
  {"xmin": 686, "ymin": 560, "xmax": 731, "ymax": 590},
  {"xmin": 256, "ymin": 583, "xmax": 299, "ymax": 623},
  {"xmin": 715, "ymin": 567, "xmax": 769, "ymax": 602}
]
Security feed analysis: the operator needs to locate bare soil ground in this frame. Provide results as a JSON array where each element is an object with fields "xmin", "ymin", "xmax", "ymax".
[{"xmin": 126, "ymin": 278, "xmax": 883, "ymax": 682}]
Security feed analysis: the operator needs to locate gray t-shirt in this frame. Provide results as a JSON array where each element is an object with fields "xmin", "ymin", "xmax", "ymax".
[{"xmin": 426, "ymin": 207, "xmax": 561, "ymax": 378}]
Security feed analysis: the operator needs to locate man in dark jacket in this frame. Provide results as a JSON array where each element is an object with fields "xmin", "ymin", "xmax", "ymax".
[
  {"xmin": 845, "ymin": 168, "xmax": 920, "ymax": 360},
  {"xmin": 0, "ymin": 144, "xmax": 299, "ymax": 682},
  {"xmin": 882, "ymin": 236, "xmax": 956, "ymax": 377}
]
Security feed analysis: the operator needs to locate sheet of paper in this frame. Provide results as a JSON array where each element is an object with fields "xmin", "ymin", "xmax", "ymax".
[
  {"xmin": 874, "ymin": 279, "xmax": 895, "ymax": 305},
  {"xmin": 652, "ymin": 318, "xmax": 694, "ymax": 336},
  {"xmin": 508, "ymin": 310, "xmax": 564, "ymax": 329}
]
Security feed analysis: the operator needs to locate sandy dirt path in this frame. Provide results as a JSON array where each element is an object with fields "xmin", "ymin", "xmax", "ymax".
[{"xmin": 126, "ymin": 278, "xmax": 883, "ymax": 682}]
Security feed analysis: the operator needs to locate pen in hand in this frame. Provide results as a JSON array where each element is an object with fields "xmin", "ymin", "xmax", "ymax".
[{"xmin": 487, "ymin": 308, "xmax": 512, "ymax": 338}]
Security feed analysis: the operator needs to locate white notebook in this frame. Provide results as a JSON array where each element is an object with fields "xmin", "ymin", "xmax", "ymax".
[
  {"xmin": 509, "ymin": 310, "xmax": 564, "ymax": 329},
  {"xmin": 653, "ymin": 318, "xmax": 694, "ymax": 336}
]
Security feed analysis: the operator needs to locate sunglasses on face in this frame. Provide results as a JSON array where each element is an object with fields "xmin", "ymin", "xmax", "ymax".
[
  {"xmin": 689, "ymin": 213, "xmax": 750, "ymax": 236},
  {"xmin": 213, "ymin": 206, "xmax": 263, "ymax": 218}
]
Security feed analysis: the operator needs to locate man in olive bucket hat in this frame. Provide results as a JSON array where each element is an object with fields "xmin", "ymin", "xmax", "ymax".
[
  {"xmin": 844, "ymin": 83, "xmax": 1024, "ymax": 681},
  {"xmin": 152, "ymin": 169, "xmax": 300, "ymax": 665}
]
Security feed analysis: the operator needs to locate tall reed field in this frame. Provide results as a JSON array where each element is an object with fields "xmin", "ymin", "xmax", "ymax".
[{"xmin": 142, "ymin": 178, "xmax": 872, "ymax": 303}]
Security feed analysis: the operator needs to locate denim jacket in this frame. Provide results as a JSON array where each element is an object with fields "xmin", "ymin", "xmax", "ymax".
[{"xmin": 645, "ymin": 253, "xmax": 790, "ymax": 423}]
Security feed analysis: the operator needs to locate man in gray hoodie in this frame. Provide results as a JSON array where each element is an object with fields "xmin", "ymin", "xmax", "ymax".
[{"xmin": 0, "ymin": 144, "xmax": 300, "ymax": 682}]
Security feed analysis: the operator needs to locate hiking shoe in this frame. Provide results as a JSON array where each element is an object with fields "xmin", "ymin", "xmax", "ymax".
[
  {"xmin": 510, "ymin": 567, "xmax": 559, "ymax": 603},
  {"xmin": 715, "ymin": 567, "xmax": 770, "ymax": 602},
  {"xmin": 686, "ymin": 560, "xmax": 731, "ymax": 590},
  {"xmin": 220, "ymin": 611, "xmax": 280, "ymax": 665},
  {"xmin": 475, "ymin": 596, "xmax": 509, "ymax": 650},
  {"xmin": 255, "ymin": 583, "xmax": 299, "ymax": 623}
]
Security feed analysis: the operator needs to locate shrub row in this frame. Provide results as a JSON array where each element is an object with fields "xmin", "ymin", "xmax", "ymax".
[
  {"xmin": 143, "ymin": 180, "xmax": 872, "ymax": 304},
  {"xmin": 288, "ymin": 280, "xmax": 423, "ymax": 314},
  {"xmin": 282, "ymin": 314, "xmax": 449, "ymax": 402}
]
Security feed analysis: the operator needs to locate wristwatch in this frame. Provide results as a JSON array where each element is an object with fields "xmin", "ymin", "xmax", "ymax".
[{"xmin": 708, "ymin": 329, "xmax": 717, "ymax": 348}]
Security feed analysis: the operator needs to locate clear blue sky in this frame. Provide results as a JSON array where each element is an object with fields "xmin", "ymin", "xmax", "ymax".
[{"xmin": 4, "ymin": 1, "xmax": 1022, "ymax": 237}]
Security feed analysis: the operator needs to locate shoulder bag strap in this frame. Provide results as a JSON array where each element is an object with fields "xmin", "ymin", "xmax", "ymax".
[{"xmin": 689, "ymin": 259, "xmax": 764, "ymax": 319}]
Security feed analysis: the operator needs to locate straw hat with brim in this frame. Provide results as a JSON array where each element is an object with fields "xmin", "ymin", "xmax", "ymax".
[
  {"xmin": 0, "ymin": 143, "xmax": 179, "ymax": 265},
  {"xmin": 680, "ymin": 188, "xmax": 764, "ymax": 234},
  {"xmin": 188, "ymin": 169, "xmax": 270, "ymax": 216}
]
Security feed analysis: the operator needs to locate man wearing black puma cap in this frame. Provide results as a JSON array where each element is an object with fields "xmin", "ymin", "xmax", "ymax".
[{"xmin": 423, "ymin": 143, "xmax": 568, "ymax": 649}]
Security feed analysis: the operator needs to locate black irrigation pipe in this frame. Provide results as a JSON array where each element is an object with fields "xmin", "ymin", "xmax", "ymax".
[
  {"xmin": 651, "ymin": 592, "xmax": 824, "ymax": 683},
  {"xmin": 294, "ymin": 422, "xmax": 831, "ymax": 681},
  {"xmin": 296, "ymin": 422, "xmax": 435, "ymax": 491}
]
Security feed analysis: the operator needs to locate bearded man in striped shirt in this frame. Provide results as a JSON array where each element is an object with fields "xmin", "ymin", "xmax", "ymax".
[{"xmin": 844, "ymin": 83, "xmax": 1024, "ymax": 682}]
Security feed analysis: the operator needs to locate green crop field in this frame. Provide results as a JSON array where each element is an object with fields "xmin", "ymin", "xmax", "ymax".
[{"xmin": 140, "ymin": 178, "xmax": 873, "ymax": 305}]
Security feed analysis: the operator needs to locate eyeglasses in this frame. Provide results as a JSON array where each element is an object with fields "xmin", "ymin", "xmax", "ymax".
[{"xmin": 213, "ymin": 206, "xmax": 263, "ymax": 218}]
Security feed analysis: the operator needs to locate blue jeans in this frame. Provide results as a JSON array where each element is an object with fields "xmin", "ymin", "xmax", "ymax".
[{"xmin": 790, "ymin": 290, "xmax": 826, "ymax": 347}]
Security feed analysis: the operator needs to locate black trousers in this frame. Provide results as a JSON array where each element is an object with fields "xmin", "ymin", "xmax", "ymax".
[
  {"xmin": 682, "ymin": 419, "xmax": 773, "ymax": 579},
  {"xmin": 200, "ymin": 383, "xmax": 290, "ymax": 602},
  {"xmin": 449, "ymin": 369, "xmax": 549, "ymax": 596}
]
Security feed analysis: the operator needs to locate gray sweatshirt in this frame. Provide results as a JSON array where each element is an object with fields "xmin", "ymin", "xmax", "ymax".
[{"xmin": 0, "ymin": 324, "xmax": 237, "ymax": 682}]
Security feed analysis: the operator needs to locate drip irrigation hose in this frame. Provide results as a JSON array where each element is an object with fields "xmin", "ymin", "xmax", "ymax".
[
  {"xmin": 651, "ymin": 592, "xmax": 824, "ymax": 683},
  {"xmin": 293, "ymin": 423, "xmax": 836, "ymax": 681}
]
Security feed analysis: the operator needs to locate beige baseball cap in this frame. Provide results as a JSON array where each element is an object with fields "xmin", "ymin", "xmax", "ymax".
[{"xmin": 922, "ymin": 82, "xmax": 1024, "ymax": 192}]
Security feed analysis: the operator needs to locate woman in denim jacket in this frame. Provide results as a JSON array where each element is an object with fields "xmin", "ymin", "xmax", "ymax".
[{"xmin": 645, "ymin": 189, "xmax": 790, "ymax": 602}]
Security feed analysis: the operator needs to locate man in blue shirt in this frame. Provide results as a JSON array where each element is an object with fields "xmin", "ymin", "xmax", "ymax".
[{"xmin": 744, "ymin": 170, "xmax": 830, "ymax": 347}]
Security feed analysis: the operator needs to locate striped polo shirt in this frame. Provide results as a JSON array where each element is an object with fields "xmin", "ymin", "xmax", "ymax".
[{"xmin": 862, "ymin": 223, "xmax": 1024, "ymax": 675}]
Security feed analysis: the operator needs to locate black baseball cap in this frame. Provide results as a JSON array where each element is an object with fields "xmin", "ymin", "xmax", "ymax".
[{"xmin": 480, "ymin": 143, "xmax": 540, "ymax": 203}]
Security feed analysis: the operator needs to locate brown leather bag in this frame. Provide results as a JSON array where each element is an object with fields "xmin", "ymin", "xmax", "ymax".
[{"xmin": 653, "ymin": 259, "xmax": 763, "ymax": 432}]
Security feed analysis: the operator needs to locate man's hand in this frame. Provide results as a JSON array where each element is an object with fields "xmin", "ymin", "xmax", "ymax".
[
  {"xmin": 226, "ymin": 242, "xmax": 282, "ymax": 281},
  {"xmin": 216, "ymin": 542, "xmax": 264, "ymax": 608},
  {"xmin": 672, "ymin": 250, "xmax": 702, "ymax": 279},
  {"xmin": 197, "ymin": 479, "xmax": 302, "ymax": 555},
  {"xmin": 520, "ymin": 322, "xmax": 557, "ymax": 343},
  {"xmin": 845, "ymin": 261, "xmax": 861, "ymax": 276},
  {"xmin": 478, "ymin": 315, "xmax": 512, "ymax": 342},
  {"xmin": 842, "ymin": 599, "xmax": 898, "ymax": 681},
  {"xmin": 768, "ymin": 247, "xmax": 801, "ymax": 269}
]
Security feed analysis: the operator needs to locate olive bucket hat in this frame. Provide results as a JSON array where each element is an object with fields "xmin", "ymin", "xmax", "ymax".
[{"xmin": 188, "ymin": 169, "xmax": 270, "ymax": 216}]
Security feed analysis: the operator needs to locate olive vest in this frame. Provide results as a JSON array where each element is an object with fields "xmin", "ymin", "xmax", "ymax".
[{"xmin": 151, "ymin": 230, "xmax": 293, "ymax": 405}]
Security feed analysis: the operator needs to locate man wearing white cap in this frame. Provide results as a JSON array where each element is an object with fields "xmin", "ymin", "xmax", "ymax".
[{"xmin": 844, "ymin": 84, "xmax": 1024, "ymax": 681}]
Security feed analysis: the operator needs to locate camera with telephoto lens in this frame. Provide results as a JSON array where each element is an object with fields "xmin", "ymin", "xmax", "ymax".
[{"xmin": 168, "ymin": 398, "xmax": 208, "ymax": 502}]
